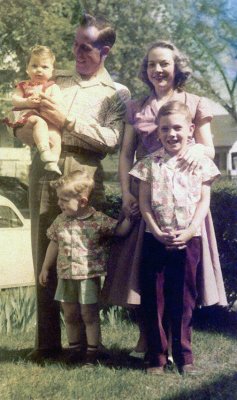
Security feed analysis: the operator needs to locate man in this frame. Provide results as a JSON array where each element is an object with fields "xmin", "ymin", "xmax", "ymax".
[{"xmin": 16, "ymin": 14, "xmax": 130, "ymax": 361}]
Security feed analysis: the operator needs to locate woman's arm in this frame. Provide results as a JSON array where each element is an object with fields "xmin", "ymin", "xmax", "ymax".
[{"xmin": 119, "ymin": 123, "xmax": 140, "ymax": 218}]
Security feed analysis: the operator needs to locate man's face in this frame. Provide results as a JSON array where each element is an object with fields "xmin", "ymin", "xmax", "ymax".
[{"xmin": 73, "ymin": 26, "xmax": 105, "ymax": 77}]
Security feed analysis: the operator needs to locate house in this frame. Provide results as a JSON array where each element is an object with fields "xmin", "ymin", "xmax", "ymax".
[{"xmin": 210, "ymin": 100, "xmax": 237, "ymax": 174}]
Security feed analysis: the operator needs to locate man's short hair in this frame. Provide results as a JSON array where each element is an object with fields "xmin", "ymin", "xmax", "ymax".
[{"xmin": 80, "ymin": 13, "xmax": 116, "ymax": 48}]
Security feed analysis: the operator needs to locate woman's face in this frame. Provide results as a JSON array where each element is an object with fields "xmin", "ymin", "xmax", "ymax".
[{"xmin": 147, "ymin": 47, "xmax": 175, "ymax": 93}]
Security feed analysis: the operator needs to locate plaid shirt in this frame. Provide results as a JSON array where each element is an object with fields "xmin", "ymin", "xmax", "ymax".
[{"xmin": 55, "ymin": 68, "xmax": 130, "ymax": 155}]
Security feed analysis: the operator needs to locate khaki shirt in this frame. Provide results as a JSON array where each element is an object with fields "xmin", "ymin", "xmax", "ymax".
[{"xmin": 55, "ymin": 68, "xmax": 130, "ymax": 156}]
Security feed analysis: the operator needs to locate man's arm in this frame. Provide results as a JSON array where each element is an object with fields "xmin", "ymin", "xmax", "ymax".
[{"xmin": 40, "ymin": 86, "xmax": 130, "ymax": 154}]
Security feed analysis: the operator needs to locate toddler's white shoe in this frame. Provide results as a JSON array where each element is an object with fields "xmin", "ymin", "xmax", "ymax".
[
  {"xmin": 40, "ymin": 150, "xmax": 58, "ymax": 163},
  {"xmin": 44, "ymin": 162, "xmax": 62, "ymax": 175}
]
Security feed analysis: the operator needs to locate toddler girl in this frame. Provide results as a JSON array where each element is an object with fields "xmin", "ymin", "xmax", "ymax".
[{"xmin": 4, "ymin": 45, "xmax": 63, "ymax": 174}]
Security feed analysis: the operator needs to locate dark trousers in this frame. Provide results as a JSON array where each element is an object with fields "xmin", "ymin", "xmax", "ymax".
[{"xmin": 140, "ymin": 233, "xmax": 201, "ymax": 367}]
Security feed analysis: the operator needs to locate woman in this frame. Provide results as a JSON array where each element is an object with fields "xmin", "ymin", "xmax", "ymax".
[{"xmin": 102, "ymin": 40, "xmax": 227, "ymax": 355}]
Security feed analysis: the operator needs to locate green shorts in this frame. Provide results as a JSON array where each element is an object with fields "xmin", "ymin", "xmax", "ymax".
[{"xmin": 54, "ymin": 277, "xmax": 100, "ymax": 305}]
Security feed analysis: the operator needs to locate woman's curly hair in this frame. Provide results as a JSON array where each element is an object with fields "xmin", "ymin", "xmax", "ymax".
[{"xmin": 139, "ymin": 40, "xmax": 192, "ymax": 91}]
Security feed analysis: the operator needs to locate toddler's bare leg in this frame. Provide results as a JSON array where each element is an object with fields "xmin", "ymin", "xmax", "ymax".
[{"xmin": 81, "ymin": 303, "xmax": 100, "ymax": 364}]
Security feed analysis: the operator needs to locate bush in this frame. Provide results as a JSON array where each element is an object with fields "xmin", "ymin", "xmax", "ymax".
[{"xmin": 211, "ymin": 178, "xmax": 237, "ymax": 264}]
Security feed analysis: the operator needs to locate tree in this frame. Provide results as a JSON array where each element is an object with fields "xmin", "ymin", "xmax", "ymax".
[
  {"xmin": 165, "ymin": 0, "xmax": 237, "ymax": 121},
  {"xmin": 1, "ymin": 0, "xmax": 236, "ymax": 122}
]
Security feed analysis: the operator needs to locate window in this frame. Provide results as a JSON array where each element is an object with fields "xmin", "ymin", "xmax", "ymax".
[{"xmin": 0, "ymin": 206, "xmax": 23, "ymax": 228}]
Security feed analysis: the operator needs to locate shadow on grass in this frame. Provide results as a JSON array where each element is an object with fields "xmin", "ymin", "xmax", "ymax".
[
  {"xmin": 164, "ymin": 372, "xmax": 237, "ymax": 400},
  {"xmin": 0, "ymin": 345, "xmax": 144, "ymax": 370},
  {"xmin": 193, "ymin": 305, "xmax": 237, "ymax": 338}
]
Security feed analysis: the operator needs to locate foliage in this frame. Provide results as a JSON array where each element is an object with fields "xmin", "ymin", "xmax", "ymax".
[
  {"xmin": 0, "ymin": 0, "xmax": 236, "ymax": 122},
  {"xmin": 165, "ymin": 0, "xmax": 237, "ymax": 121},
  {"xmin": 0, "ymin": 286, "xmax": 35, "ymax": 333},
  {"xmin": 211, "ymin": 178, "xmax": 237, "ymax": 264}
]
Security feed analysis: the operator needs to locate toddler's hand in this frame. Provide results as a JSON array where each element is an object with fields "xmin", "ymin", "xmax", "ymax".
[
  {"xmin": 26, "ymin": 95, "xmax": 41, "ymax": 108},
  {"xmin": 39, "ymin": 269, "xmax": 49, "ymax": 287}
]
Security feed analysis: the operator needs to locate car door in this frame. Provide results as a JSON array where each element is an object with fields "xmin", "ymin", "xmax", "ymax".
[{"xmin": 0, "ymin": 203, "xmax": 34, "ymax": 288}]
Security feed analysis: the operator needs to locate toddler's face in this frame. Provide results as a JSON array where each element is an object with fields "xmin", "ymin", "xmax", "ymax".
[
  {"xmin": 158, "ymin": 113, "xmax": 194, "ymax": 156},
  {"xmin": 26, "ymin": 55, "xmax": 54, "ymax": 82},
  {"xmin": 56, "ymin": 185, "xmax": 83, "ymax": 217}
]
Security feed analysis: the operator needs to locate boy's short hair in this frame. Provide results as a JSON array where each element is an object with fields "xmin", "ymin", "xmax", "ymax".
[
  {"xmin": 27, "ymin": 45, "xmax": 56, "ymax": 66},
  {"xmin": 51, "ymin": 169, "xmax": 94, "ymax": 198},
  {"xmin": 156, "ymin": 101, "xmax": 192, "ymax": 124}
]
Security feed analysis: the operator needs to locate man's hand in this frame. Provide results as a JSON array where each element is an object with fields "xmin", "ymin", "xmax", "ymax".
[{"xmin": 40, "ymin": 93, "xmax": 66, "ymax": 129}]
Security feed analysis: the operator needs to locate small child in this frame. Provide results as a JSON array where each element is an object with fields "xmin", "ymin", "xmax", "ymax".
[
  {"xmin": 4, "ymin": 45, "xmax": 63, "ymax": 174},
  {"xmin": 130, "ymin": 101, "xmax": 220, "ymax": 375},
  {"xmin": 39, "ymin": 169, "xmax": 132, "ymax": 365}
]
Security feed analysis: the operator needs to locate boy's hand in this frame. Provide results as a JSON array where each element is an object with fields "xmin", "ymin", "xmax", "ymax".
[
  {"xmin": 165, "ymin": 226, "xmax": 196, "ymax": 250},
  {"xmin": 155, "ymin": 229, "xmax": 176, "ymax": 246},
  {"xmin": 39, "ymin": 269, "xmax": 49, "ymax": 287}
]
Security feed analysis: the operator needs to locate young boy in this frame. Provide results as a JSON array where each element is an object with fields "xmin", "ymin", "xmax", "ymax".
[
  {"xmin": 130, "ymin": 101, "xmax": 220, "ymax": 375},
  {"xmin": 39, "ymin": 169, "xmax": 132, "ymax": 365}
]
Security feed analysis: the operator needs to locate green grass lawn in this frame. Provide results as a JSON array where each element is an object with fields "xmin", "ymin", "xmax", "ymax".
[{"xmin": 1, "ymin": 317, "xmax": 237, "ymax": 400}]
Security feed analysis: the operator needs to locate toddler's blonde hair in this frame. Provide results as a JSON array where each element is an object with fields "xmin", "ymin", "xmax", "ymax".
[
  {"xmin": 27, "ymin": 45, "xmax": 56, "ymax": 66},
  {"xmin": 51, "ymin": 169, "xmax": 94, "ymax": 199}
]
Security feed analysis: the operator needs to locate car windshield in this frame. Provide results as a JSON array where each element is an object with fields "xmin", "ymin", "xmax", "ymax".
[{"xmin": 0, "ymin": 205, "xmax": 23, "ymax": 228}]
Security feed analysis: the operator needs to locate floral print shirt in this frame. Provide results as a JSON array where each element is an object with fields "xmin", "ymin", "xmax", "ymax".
[
  {"xmin": 130, "ymin": 148, "xmax": 220, "ymax": 235},
  {"xmin": 47, "ymin": 208, "xmax": 117, "ymax": 280}
]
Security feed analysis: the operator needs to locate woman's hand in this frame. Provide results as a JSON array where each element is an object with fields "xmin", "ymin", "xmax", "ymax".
[
  {"xmin": 39, "ymin": 93, "xmax": 66, "ymax": 129},
  {"xmin": 122, "ymin": 192, "xmax": 140, "ymax": 220},
  {"xmin": 177, "ymin": 144, "xmax": 206, "ymax": 171}
]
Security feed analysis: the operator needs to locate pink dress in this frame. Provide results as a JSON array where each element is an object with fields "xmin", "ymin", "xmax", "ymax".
[
  {"xmin": 102, "ymin": 90, "xmax": 227, "ymax": 307},
  {"xmin": 3, "ymin": 80, "xmax": 56, "ymax": 129}
]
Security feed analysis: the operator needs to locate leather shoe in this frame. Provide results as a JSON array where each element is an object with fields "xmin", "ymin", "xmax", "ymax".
[
  {"xmin": 26, "ymin": 347, "xmax": 62, "ymax": 363},
  {"xmin": 179, "ymin": 364, "xmax": 200, "ymax": 375}
]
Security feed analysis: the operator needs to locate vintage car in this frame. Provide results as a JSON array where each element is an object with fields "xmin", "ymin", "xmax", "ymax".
[{"xmin": 0, "ymin": 195, "xmax": 34, "ymax": 288}]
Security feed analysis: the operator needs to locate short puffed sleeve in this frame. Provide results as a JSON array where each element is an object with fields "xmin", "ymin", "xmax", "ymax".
[
  {"xmin": 193, "ymin": 96, "xmax": 213, "ymax": 126},
  {"xmin": 129, "ymin": 157, "xmax": 152, "ymax": 182},
  {"xmin": 200, "ymin": 157, "xmax": 220, "ymax": 184}
]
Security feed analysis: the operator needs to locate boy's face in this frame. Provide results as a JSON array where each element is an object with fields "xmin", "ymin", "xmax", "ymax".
[
  {"xmin": 158, "ymin": 113, "xmax": 194, "ymax": 156},
  {"xmin": 56, "ymin": 185, "xmax": 86, "ymax": 217},
  {"xmin": 26, "ymin": 55, "xmax": 54, "ymax": 82}
]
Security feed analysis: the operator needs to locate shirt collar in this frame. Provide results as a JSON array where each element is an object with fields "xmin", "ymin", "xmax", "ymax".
[
  {"xmin": 71, "ymin": 67, "xmax": 115, "ymax": 89},
  {"xmin": 64, "ymin": 207, "xmax": 96, "ymax": 221},
  {"xmin": 153, "ymin": 148, "xmax": 179, "ymax": 169}
]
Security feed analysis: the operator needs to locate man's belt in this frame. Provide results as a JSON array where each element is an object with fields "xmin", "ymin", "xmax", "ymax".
[{"xmin": 61, "ymin": 144, "xmax": 99, "ymax": 158}]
